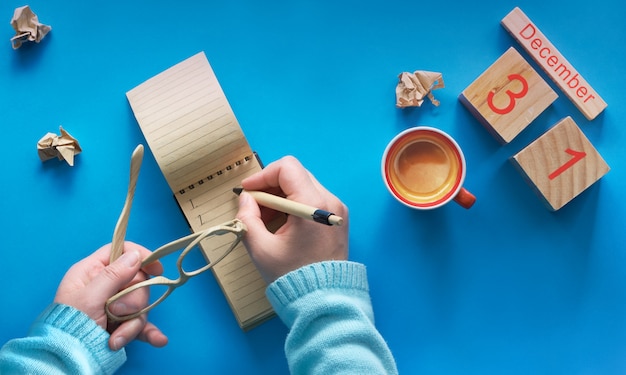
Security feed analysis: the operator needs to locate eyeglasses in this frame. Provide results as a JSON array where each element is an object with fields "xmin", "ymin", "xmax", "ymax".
[{"xmin": 105, "ymin": 219, "xmax": 247, "ymax": 322}]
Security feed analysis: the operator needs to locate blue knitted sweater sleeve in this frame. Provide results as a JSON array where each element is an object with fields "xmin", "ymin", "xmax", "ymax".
[
  {"xmin": 0, "ymin": 303, "xmax": 126, "ymax": 375},
  {"xmin": 266, "ymin": 261, "xmax": 398, "ymax": 375}
]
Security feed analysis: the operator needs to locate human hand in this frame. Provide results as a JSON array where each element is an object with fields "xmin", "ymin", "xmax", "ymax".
[
  {"xmin": 236, "ymin": 156, "xmax": 349, "ymax": 283},
  {"xmin": 54, "ymin": 242, "xmax": 169, "ymax": 351}
]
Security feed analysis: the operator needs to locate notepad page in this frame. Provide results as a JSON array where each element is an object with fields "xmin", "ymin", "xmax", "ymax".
[
  {"xmin": 126, "ymin": 52, "xmax": 274, "ymax": 329},
  {"xmin": 126, "ymin": 52, "xmax": 251, "ymax": 194}
]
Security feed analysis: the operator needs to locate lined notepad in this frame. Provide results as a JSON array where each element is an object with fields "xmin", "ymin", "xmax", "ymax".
[{"xmin": 126, "ymin": 52, "xmax": 274, "ymax": 330}]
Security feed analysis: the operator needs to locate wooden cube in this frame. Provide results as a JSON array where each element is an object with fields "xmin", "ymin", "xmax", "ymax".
[
  {"xmin": 510, "ymin": 116, "xmax": 609, "ymax": 210},
  {"xmin": 459, "ymin": 47, "xmax": 558, "ymax": 144}
]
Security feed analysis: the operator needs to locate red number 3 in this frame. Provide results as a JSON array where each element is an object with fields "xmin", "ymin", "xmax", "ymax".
[{"xmin": 487, "ymin": 73, "xmax": 529, "ymax": 115}]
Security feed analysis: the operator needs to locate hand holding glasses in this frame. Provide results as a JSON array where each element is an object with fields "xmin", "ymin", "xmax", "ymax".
[
  {"xmin": 106, "ymin": 146, "xmax": 248, "ymax": 322},
  {"xmin": 105, "ymin": 219, "xmax": 247, "ymax": 322}
]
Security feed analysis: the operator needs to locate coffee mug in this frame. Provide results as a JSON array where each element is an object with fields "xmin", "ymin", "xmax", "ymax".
[{"xmin": 382, "ymin": 126, "xmax": 476, "ymax": 209}]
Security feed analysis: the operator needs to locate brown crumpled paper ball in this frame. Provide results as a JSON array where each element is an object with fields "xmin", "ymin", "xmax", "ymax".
[
  {"xmin": 10, "ymin": 5, "xmax": 51, "ymax": 49},
  {"xmin": 37, "ymin": 127, "xmax": 82, "ymax": 166},
  {"xmin": 395, "ymin": 71, "xmax": 444, "ymax": 108}
]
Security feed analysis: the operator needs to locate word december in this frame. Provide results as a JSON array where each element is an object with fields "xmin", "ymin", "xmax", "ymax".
[
  {"xmin": 501, "ymin": 7, "xmax": 606, "ymax": 120},
  {"xmin": 519, "ymin": 24, "xmax": 594, "ymax": 104}
]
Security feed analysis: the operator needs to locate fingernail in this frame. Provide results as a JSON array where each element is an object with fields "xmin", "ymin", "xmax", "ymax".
[
  {"xmin": 120, "ymin": 250, "xmax": 140, "ymax": 267},
  {"xmin": 113, "ymin": 336, "xmax": 127, "ymax": 351}
]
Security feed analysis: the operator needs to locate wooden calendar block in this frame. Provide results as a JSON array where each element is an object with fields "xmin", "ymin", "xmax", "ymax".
[
  {"xmin": 459, "ymin": 47, "xmax": 558, "ymax": 144},
  {"xmin": 510, "ymin": 116, "xmax": 609, "ymax": 211},
  {"xmin": 502, "ymin": 7, "xmax": 607, "ymax": 120}
]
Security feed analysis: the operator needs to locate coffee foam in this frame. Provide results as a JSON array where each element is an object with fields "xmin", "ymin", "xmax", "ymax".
[{"xmin": 385, "ymin": 131, "xmax": 462, "ymax": 207}]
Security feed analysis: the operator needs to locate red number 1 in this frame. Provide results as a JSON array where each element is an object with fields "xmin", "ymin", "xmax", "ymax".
[{"xmin": 548, "ymin": 148, "xmax": 586, "ymax": 180}]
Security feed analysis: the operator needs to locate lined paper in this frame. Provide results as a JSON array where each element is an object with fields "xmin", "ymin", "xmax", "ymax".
[
  {"xmin": 126, "ymin": 52, "xmax": 274, "ymax": 329},
  {"xmin": 127, "ymin": 52, "xmax": 251, "ymax": 193}
]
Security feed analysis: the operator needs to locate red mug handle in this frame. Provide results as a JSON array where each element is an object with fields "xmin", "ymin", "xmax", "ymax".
[{"xmin": 453, "ymin": 187, "xmax": 476, "ymax": 209}]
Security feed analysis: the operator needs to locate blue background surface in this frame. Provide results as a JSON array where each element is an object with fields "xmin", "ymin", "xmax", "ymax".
[{"xmin": 1, "ymin": 0, "xmax": 624, "ymax": 373}]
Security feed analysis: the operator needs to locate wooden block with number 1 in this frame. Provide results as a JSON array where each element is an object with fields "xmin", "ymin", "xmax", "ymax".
[
  {"xmin": 459, "ymin": 47, "xmax": 558, "ymax": 144},
  {"xmin": 510, "ymin": 116, "xmax": 609, "ymax": 211}
]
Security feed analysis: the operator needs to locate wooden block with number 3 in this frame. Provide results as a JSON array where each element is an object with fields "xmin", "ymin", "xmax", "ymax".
[
  {"xmin": 459, "ymin": 47, "xmax": 558, "ymax": 144},
  {"xmin": 510, "ymin": 116, "xmax": 609, "ymax": 211}
]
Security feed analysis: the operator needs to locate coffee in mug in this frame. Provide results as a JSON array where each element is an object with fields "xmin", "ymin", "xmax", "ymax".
[{"xmin": 382, "ymin": 126, "xmax": 476, "ymax": 209}]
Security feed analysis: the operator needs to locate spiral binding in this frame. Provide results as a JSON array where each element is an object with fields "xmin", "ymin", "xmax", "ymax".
[{"xmin": 177, "ymin": 154, "xmax": 253, "ymax": 195}]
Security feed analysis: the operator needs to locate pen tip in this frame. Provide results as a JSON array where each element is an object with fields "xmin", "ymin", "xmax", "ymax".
[{"xmin": 233, "ymin": 187, "xmax": 243, "ymax": 195}]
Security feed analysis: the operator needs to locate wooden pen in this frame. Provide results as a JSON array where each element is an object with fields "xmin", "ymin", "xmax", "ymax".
[{"xmin": 233, "ymin": 188, "xmax": 344, "ymax": 226}]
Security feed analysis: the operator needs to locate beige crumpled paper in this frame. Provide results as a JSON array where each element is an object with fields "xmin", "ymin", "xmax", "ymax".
[
  {"xmin": 10, "ymin": 5, "xmax": 51, "ymax": 49},
  {"xmin": 37, "ymin": 127, "xmax": 82, "ymax": 166},
  {"xmin": 395, "ymin": 71, "xmax": 445, "ymax": 108}
]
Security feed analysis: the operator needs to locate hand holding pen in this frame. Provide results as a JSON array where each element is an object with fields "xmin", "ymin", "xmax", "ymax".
[
  {"xmin": 235, "ymin": 156, "xmax": 349, "ymax": 283},
  {"xmin": 233, "ymin": 188, "xmax": 344, "ymax": 226}
]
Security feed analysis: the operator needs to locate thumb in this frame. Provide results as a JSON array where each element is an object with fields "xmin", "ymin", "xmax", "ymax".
[{"xmin": 90, "ymin": 250, "xmax": 142, "ymax": 303}]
